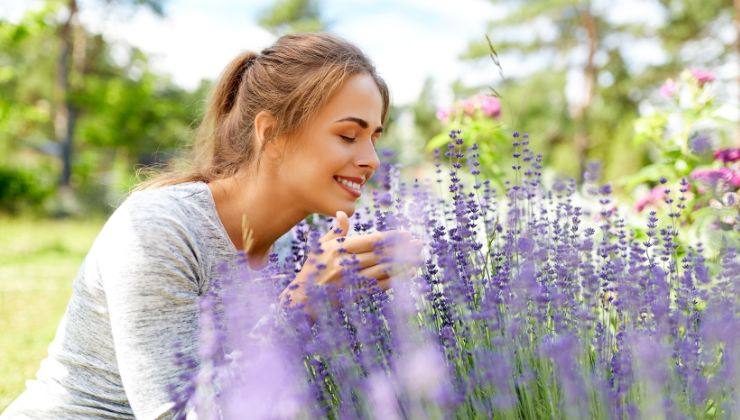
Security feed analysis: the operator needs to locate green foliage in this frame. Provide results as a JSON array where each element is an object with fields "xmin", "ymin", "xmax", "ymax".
[
  {"xmin": 451, "ymin": 0, "xmax": 734, "ymax": 185},
  {"xmin": 1, "ymin": 3, "xmax": 204, "ymax": 216},
  {"xmin": 411, "ymin": 77, "xmax": 443, "ymax": 143},
  {"xmin": 0, "ymin": 6, "xmax": 58, "ymax": 158},
  {"xmin": 0, "ymin": 166, "xmax": 53, "ymax": 215},
  {"xmin": 428, "ymin": 119, "xmax": 510, "ymax": 185},
  {"xmin": 257, "ymin": 0, "xmax": 326, "ymax": 35},
  {"xmin": 625, "ymin": 70, "xmax": 738, "ymax": 258}
]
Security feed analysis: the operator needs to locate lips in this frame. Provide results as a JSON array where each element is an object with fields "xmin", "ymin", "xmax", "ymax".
[{"xmin": 334, "ymin": 176, "xmax": 362, "ymax": 198}]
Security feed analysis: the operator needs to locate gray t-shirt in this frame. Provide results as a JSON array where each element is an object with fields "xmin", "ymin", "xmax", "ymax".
[{"xmin": 2, "ymin": 181, "xmax": 292, "ymax": 419}]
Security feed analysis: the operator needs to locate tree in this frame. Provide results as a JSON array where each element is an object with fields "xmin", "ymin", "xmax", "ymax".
[
  {"xmin": 52, "ymin": 0, "xmax": 165, "ymax": 213},
  {"xmin": 0, "ymin": 6, "xmax": 58, "ymax": 163},
  {"xmin": 257, "ymin": 0, "xmax": 327, "ymax": 36},
  {"xmin": 2, "ymin": 3, "xmax": 202, "ymax": 215},
  {"xmin": 411, "ymin": 77, "xmax": 444, "ymax": 143},
  {"xmin": 458, "ymin": 0, "xmax": 735, "ymax": 181}
]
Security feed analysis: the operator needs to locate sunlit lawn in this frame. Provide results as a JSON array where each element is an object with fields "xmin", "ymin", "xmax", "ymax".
[{"xmin": 0, "ymin": 216, "xmax": 104, "ymax": 411}]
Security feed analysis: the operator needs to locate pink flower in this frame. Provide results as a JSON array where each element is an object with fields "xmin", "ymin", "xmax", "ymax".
[
  {"xmin": 461, "ymin": 98, "xmax": 476, "ymax": 116},
  {"xmin": 713, "ymin": 148, "xmax": 740, "ymax": 164},
  {"xmin": 441, "ymin": 94, "xmax": 502, "ymax": 121},
  {"xmin": 435, "ymin": 106, "xmax": 450, "ymax": 123},
  {"xmin": 691, "ymin": 167, "xmax": 740, "ymax": 188},
  {"xmin": 480, "ymin": 95, "xmax": 501, "ymax": 118},
  {"xmin": 634, "ymin": 186, "xmax": 667, "ymax": 213},
  {"xmin": 691, "ymin": 69, "xmax": 715, "ymax": 86},
  {"xmin": 729, "ymin": 170, "xmax": 740, "ymax": 188},
  {"xmin": 659, "ymin": 79, "xmax": 677, "ymax": 98}
]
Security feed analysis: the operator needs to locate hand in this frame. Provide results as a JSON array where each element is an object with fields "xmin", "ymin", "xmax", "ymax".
[{"xmin": 279, "ymin": 211, "xmax": 423, "ymax": 311}]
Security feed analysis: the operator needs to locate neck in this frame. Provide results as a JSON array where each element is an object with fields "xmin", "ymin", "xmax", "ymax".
[{"xmin": 207, "ymin": 167, "xmax": 307, "ymax": 270}]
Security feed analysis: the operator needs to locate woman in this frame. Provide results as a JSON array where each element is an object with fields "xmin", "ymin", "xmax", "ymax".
[{"xmin": 3, "ymin": 32, "xmax": 420, "ymax": 419}]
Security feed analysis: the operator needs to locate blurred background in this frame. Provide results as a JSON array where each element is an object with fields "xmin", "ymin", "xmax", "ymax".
[{"xmin": 1, "ymin": 0, "xmax": 737, "ymax": 410}]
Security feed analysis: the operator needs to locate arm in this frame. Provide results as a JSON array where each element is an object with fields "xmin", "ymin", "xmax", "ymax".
[
  {"xmin": 99, "ymin": 202, "xmax": 294, "ymax": 418},
  {"xmin": 98, "ymin": 206, "xmax": 206, "ymax": 419}
]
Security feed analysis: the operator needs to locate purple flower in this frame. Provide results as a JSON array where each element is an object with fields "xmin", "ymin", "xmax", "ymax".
[
  {"xmin": 689, "ymin": 133, "xmax": 712, "ymax": 155},
  {"xmin": 584, "ymin": 161, "xmax": 602, "ymax": 183},
  {"xmin": 398, "ymin": 344, "xmax": 451, "ymax": 402},
  {"xmin": 713, "ymin": 148, "xmax": 740, "ymax": 164},
  {"xmin": 366, "ymin": 371, "xmax": 402, "ymax": 418},
  {"xmin": 180, "ymin": 126, "xmax": 736, "ymax": 418}
]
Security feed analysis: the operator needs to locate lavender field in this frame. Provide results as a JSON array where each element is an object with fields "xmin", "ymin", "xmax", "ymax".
[{"xmin": 172, "ymin": 131, "xmax": 738, "ymax": 419}]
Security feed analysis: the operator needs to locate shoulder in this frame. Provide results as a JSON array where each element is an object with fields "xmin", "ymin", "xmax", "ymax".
[
  {"xmin": 90, "ymin": 184, "xmax": 213, "ymax": 290},
  {"xmin": 103, "ymin": 182, "xmax": 213, "ymax": 238},
  {"xmin": 92, "ymin": 183, "xmax": 216, "ymax": 265},
  {"xmin": 122, "ymin": 181, "xmax": 212, "ymax": 222}
]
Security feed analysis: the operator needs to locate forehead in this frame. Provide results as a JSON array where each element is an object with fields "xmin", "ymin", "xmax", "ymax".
[{"xmin": 316, "ymin": 73, "xmax": 384, "ymax": 127}]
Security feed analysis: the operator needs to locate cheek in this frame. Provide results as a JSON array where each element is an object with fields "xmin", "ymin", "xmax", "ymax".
[
  {"xmin": 314, "ymin": 142, "xmax": 352, "ymax": 173},
  {"xmin": 285, "ymin": 139, "xmax": 352, "ymax": 186}
]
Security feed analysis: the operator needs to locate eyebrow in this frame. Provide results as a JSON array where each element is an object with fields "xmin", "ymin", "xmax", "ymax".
[{"xmin": 334, "ymin": 117, "xmax": 383, "ymax": 134}]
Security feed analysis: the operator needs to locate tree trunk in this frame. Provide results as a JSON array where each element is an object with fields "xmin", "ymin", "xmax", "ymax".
[
  {"xmin": 574, "ymin": 4, "xmax": 598, "ymax": 181},
  {"xmin": 55, "ymin": 0, "xmax": 78, "ymax": 188}
]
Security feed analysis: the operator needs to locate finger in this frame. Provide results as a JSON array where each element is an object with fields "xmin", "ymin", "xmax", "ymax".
[
  {"xmin": 320, "ymin": 211, "xmax": 350, "ymax": 243},
  {"xmin": 357, "ymin": 260, "xmax": 416, "ymax": 281},
  {"xmin": 382, "ymin": 239, "xmax": 425, "ymax": 264},
  {"xmin": 336, "ymin": 251, "xmax": 381, "ymax": 270},
  {"xmin": 376, "ymin": 267, "xmax": 415, "ymax": 291},
  {"xmin": 358, "ymin": 262, "xmax": 393, "ymax": 282},
  {"xmin": 337, "ymin": 242, "xmax": 418, "ymax": 270},
  {"xmin": 341, "ymin": 229, "xmax": 415, "ymax": 254},
  {"xmin": 377, "ymin": 277, "xmax": 393, "ymax": 292}
]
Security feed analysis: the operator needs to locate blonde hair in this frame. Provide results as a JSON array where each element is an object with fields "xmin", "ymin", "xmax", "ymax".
[{"xmin": 132, "ymin": 32, "xmax": 390, "ymax": 192}]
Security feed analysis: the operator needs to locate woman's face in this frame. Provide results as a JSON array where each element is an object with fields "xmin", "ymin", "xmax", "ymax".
[{"xmin": 275, "ymin": 73, "xmax": 383, "ymax": 217}]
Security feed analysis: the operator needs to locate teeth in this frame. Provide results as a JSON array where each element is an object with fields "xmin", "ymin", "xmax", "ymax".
[{"xmin": 335, "ymin": 177, "xmax": 360, "ymax": 190}]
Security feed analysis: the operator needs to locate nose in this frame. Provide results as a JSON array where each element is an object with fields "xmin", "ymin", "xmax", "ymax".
[{"xmin": 356, "ymin": 139, "xmax": 380, "ymax": 172}]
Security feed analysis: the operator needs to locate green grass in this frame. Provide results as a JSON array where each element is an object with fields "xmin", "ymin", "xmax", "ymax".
[{"xmin": 0, "ymin": 216, "xmax": 105, "ymax": 412}]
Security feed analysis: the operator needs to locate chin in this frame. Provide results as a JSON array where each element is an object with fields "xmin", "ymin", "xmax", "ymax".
[
  {"xmin": 318, "ymin": 201, "xmax": 356, "ymax": 218},
  {"xmin": 312, "ymin": 182, "xmax": 359, "ymax": 218},
  {"xmin": 341, "ymin": 206, "xmax": 356, "ymax": 218}
]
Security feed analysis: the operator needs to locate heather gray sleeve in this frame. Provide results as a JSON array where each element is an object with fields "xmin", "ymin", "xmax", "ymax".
[
  {"xmin": 97, "ymin": 201, "xmax": 206, "ymax": 419},
  {"xmin": 95, "ymin": 196, "xmax": 291, "ymax": 419}
]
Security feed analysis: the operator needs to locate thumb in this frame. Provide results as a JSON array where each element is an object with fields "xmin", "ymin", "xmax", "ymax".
[{"xmin": 321, "ymin": 211, "xmax": 349, "ymax": 243}]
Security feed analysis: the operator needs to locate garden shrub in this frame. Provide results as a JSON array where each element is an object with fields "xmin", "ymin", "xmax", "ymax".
[{"xmin": 0, "ymin": 165, "xmax": 52, "ymax": 215}]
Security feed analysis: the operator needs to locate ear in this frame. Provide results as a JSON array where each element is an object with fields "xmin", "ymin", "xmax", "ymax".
[
  {"xmin": 253, "ymin": 110, "xmax": 275, "ymax": 152},
  {"xmin": 253, "ymin": 110, "xmax": 285, "ymax": 163}
]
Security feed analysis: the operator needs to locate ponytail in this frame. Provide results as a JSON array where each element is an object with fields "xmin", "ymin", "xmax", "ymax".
[{"xmin": 210, "ymin": 51, "xmax": 259, "ymax": 121}]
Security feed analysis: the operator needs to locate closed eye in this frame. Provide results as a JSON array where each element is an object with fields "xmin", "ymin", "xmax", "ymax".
[{"xmin": 339, "ymin": 135, "xmax": 356, "ymax": 143}]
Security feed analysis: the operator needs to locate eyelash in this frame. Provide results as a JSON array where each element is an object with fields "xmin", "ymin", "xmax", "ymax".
[{"xmin": 340, "ymin": 135, "xmax": 378, "ymax": 146}]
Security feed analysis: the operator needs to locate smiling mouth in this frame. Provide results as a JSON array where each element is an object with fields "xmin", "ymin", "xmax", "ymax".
[{"xmin": 333, "ymin": 176, "xmax": 362, "ymax": 198}]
